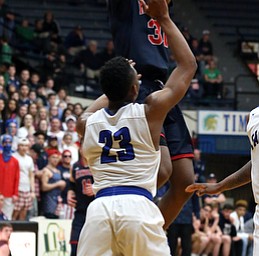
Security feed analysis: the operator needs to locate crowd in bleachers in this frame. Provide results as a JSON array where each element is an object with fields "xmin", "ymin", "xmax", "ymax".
[{"xmin": 0, "ymin": 1, "xmax": 255, "ymax": 255}]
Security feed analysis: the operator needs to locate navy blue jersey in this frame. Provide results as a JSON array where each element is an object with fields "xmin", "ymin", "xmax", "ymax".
[
  {"xmin": 71, "ymin": 161, "xmax": 94, "ymax": 213},
  {"xmin": 108, "ymin": 0, "xmax": 171, "ymax": 81}
]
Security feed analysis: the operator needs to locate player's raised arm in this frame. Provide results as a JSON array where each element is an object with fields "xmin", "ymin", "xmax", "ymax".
[
  {"xmin": 141, "ymin": 0, "xmax": 197, "ymax": 123},
  {"xmin": 186, "ymin": 161, "xmax": 252, "ymax": 196}
]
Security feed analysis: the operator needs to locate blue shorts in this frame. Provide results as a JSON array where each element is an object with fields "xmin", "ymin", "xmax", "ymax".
[
  {"xmin": 70, "ymin": 211, "xmax": 86, "ymax": 243},
  {"xmin": 137, "ymin": 79, "xmax": 194, "ymax": 160}
]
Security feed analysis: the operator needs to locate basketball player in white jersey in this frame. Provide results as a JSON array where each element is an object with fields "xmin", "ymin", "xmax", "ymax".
[
  {"xmin": 186, "ymin": 107, "xmax": 259, "ymax": 256},
  {"xmin": 76, "ymin": 0, "xmax": 196, "ymax": 255}
]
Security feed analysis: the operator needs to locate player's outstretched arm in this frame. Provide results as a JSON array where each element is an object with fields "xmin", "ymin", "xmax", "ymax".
[
  {"xmin": 141, "ymin": 0, "xmax": 197, "ymax": 122},
  {"xmin": 186, "ymin": 160, "xmax": 252, "ymax": 196}
]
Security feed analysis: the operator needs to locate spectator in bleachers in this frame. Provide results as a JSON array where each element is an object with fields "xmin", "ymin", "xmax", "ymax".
[
  {"xmin": 0, "ymin": 222, "xmax": 13, "ymax": 256},
  {"xmin": 41, "ymin": 149, "xmax": 66, "ymax": 219},
  {"xmin": 191, "ymin": 214, "xmax": 210, "ymax": 256},
  {"xmin": 34, "ymin": 131, "xmax": 47, "ymax": 148},
  {"xmin": 14, "ymin": 18, "xmax": 35, "ymax": 51},
  {"xmin": 17, "ymin": 113, "xmax": 35, "ymax": 138},
  {"xmin": 73, "ymin": 102, "xmax": 83, "ymax": 118},
  {"xmin": 181, "ymin": 26, "xmax": 193, "ymax": 47},
  {"xmin": 203, "ymin": 173, "xmax": 226, "ymax": 211},
  {"xmin": 0, "ymin": 0, "xmax": 15, "ymax": 41},
  {"xmin": 200, "ymin": 203, "xmax": 226, "ymax": 256},
  {"xmin": 33, "ymin": 18, "xmax": 51, "ymax": 54},
  {"xmin": 78, "ymin": 40, "xmax": 103, "ymax": 84},
  {"xmin": 15, "ymin": 104, "xmax": 27, "ymax": 127},
  {"xmin": 61, "ymin": 107, "xmax": 73, "ymax": 130},
  {"xmin": 98, "ymin": 39, "xmax": 116, "ymax": 66},
  {"xmin": 56, "ymin": 88, "xmax": 67, "ymax": 108},
  {"xmin": 45, "ymin": 135, "xmax": 59, "ymax": 154},
  {"xmin": 12, "ymin": 137, "xmax": 35, "ymax": 221},
  {"xmin": 46, "ymin": 93, "xmax": 57, "ymax": 110},
  {"xmin": 28, "ymin": 102, "xmax": 38, "ymax": 127},
  {"xmin": 0, "ymin": 98, "xmax": 6, "ymax": 135},
  {"xmin": 18, "ymin": 83, "xmax": 31, "ymax": 106},
  {"xmin": 57, "ymin": 149, "xmax": 74, "ymax": 219},
  {"xmin": 186, "ymin": 78, "xmax": 203, "ymax": 106},
  {"xmin": 6, "ymin": 64, "xmax": 20, "ymax": 92},
  {"xmin": 28, "ymin": 89, "xmax": 37, "ymax": 103},
  {"xmin": 203, "ymin": 59, "xmax": 224, "ymax": 99},
  {"xmin": 36, "ymin": 84, "xmax": 48, "ymax": 106},
  {"xmin": 219, "ymin": 204, "xmax": 243, "ymax": 256},
  {"xmin": 230, "ymin": 200, "xmax": 254, "ymax": 256},
  {"xmin": 47, "ymin": 117, "xmax": 65, "ymax": 148},
  {"xmin": 190, "ymin": 38, "xmax": 204, "ymax": 77},
  {"xmin": 199, "ymin": 29, "xmax": 213, "ymax": 63},
  {"xmin": 29, "ymin": 72, "xmax": 41, "ymax": 89},
  {"xmin": 64, "ymin": 25, "xmax": 87, "ymax": 56},
  {"xmin": 0, "ymin": 84, "xmax": 7, "ymax": 100},
  {"xmin": 49, "ymin": 105, "xmax": 59, "ymax": 120},
  {"xmin": 5, "ymin": 98, "xmax": 18, "ymax": 120},
  {"xmin": 2, "ymin": 118, "xmax": 18, "ymax": 152},
  {"xmin": 60, "ymin": 133, "xmax": 79, "ymax": 165},
  {"xmin": 19, "ymin": 69, "xmax": 30, "ymax": 85},
  {"xmin": 193, "ymin": 148, "xmax": 206, "ymax": 183},
  {"xmin": 0, "ymin": 36, "xmax": 12, "ymax": 66},
  {"xmin": 65, "ymin": 115, "xmax": 79, "ymax": 144},
  {"xmin": 41, "ymin": 10, "xmax": 62, "ymax": 50},
  {"xmin": 0, "ymin": 194, "xmax": 8, "ymax": 220},
  {"xmin": 0, "ymin": 135, "xmax": 20, "ymax": 220}
]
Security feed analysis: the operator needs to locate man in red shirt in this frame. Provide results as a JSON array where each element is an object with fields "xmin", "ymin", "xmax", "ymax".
[{"xmin": 0, "ymin": 135, "xmax": 20, "ymax": 220}]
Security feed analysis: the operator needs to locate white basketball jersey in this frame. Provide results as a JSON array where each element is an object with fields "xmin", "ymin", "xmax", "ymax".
[
  {"xmin": 247, "ymin": 106, "xmax": 259, "ymax": 204},
  {"xmin": 82, "ymin": 103, "xmax": 160, "ymax": 196}
]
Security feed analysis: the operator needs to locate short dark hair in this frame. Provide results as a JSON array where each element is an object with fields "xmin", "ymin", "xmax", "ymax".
[
  {"xmin": 100, "ymin": 56, "xmax": 135, "ymax": 101},
  {"xmin": 0, "ymin": 222, "xmax": 12, "ymax": 231},
  {"xmin": 222, "ymin": 204, "xmax": 234, "ymax": 211}
]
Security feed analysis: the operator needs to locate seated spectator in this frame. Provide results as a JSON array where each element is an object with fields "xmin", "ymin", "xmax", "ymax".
[
  {"xmin": 219, "ymin": 204, "xmax": 243, "ymax": 256},
  {"xmin": 41, "ymin": 10, "xmax": 62, "ymax": 49},
  {"xmin": 186, "ymin": 78, "xmax": 203, "ymax": 105},
  {"xmin": 203, "ymin": 59, "xmax": 224, "ymax": 99},
  {"xmin": 14, "ymin": 18, "xmax": 35, "ymax": 51},
  {"xmin": 230, "ymin": 200, "xmax": 254, "ymax": 256},
  {"xmin": 15, "ymin": 104, "xmax": 28, "ymax": 128},
  {"xmin": 98, "ymin": 39, "xmax": 116, "ymax": 66},
  {"xmin": 0, "ymin": 36, "xmax": 12, "ymax": 66},
  {"xmin": 181, "ymin": 26, "xmax": 193, "ymax": 47},
  {"xmin": 200, "ymin": 204, "xmax": 224, "ymax": 256},
  {"xmin": 78, "ymin": 40, "xmax": 103, "ymax": 83},
  {"xmin": 192, "ymin": 215, "xmax": 210, "ymax": 256},
  {"xmin": 64, "ymin": 25, "xmax": 86, "ymax": 56},
  {"xmin": 0, "ymin": 0, "xmax": 15, "ymax": 40},
  {"xmin": 203, "ymin": 173, "xmax": 226, "ymax": 211},
  {"xmin": 199, "ymin": 29, "xmax": 213, "ymax": 63},
  {"xmin": 73, "ymin": 103, "xmax": 83, "ymax": 118}
]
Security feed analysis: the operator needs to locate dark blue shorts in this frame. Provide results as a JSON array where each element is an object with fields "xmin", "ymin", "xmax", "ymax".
[
  {"xmin": 70, "ymin": 211, "xmax": 86, "ymax": 243},
  {"xmin": 137, "ymin": 79, "xmax": 194, "ymax": 160}
]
